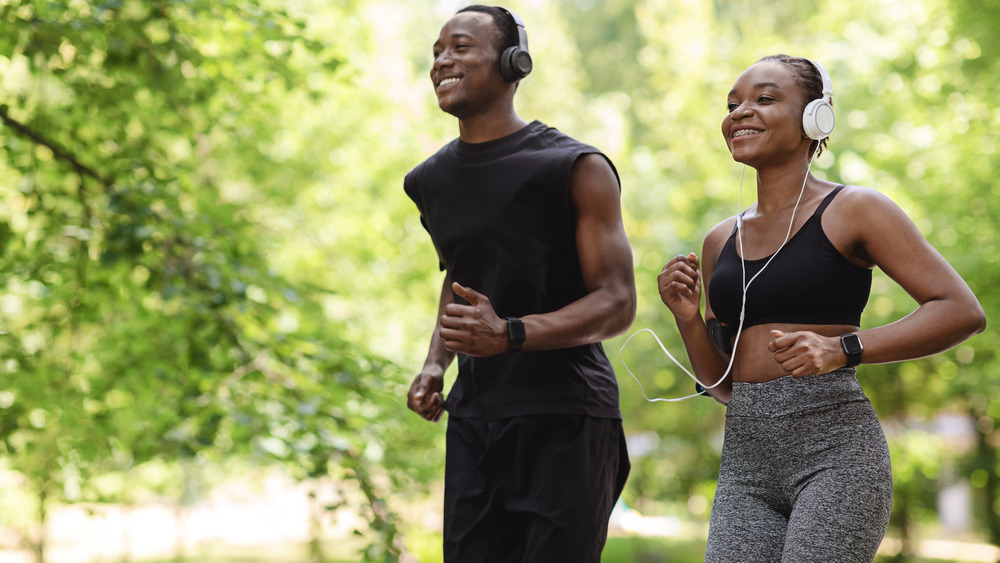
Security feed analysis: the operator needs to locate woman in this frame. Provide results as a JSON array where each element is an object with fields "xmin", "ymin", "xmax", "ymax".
[{"xmin": 658, "ymin": 54, "xmax": 985, "ymax": 562}]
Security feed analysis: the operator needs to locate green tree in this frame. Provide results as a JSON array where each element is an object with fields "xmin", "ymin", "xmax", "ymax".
[{"xmin": 0, "ymin": 0, "xmax": 441, "ymax": 560}]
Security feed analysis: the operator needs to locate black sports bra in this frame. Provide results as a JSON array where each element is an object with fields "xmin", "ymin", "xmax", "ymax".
[{"xmin": 708, "ymin": 185, "xmax": 872, "ymax": 330}]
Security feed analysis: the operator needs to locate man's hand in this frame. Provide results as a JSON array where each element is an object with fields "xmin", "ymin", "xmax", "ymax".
[
  {"xmin": 439, "ymin": 282, "xmax": 510, "ymax": 357},
  {"xmin": 407, "ymin": 370, "xmax": 445, "ymax": 422}
]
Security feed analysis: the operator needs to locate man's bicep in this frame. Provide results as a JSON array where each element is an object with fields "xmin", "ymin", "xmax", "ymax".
[{"xmin": 569, "ymin": 154, "xmax": 633, "ymax": 291}]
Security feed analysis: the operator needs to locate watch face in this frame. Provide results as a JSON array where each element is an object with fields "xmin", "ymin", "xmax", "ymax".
[
  {"xmin": 507, "ymin": 318, "xmax": 526, "ymax": 345},
  {"xmin": 843, "ymin": 334, "xmax": 863, "ymax": 354}
]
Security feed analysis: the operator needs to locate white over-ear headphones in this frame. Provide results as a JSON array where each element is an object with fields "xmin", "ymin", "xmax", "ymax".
[{"xmin": 802, "ymin": 59, "xmax": 835, "ymax": 141}]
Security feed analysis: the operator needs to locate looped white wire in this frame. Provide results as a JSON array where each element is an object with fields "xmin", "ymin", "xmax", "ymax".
[{"xmin": 619, "ymin": 328, "xmax": 726, "ymax": 402}]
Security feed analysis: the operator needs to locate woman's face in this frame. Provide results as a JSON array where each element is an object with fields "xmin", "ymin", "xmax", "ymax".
[{"xmin": 721, "ymin": 62, "xmax": 811, "ymax": 167}]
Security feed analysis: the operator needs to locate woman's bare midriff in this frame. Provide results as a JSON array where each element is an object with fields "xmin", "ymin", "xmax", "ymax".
[{"xmin": 730, "ymin": 323, "xmax": 859, "ymax": 383}]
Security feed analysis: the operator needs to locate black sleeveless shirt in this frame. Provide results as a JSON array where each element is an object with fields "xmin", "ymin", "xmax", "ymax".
[
  {"xmin": 404, "ymin": 121, "xmax": 623, "ymax": 419},
  {"xmin": 709, "ymin": 185, "xmax": 872, "ymax": 330}
]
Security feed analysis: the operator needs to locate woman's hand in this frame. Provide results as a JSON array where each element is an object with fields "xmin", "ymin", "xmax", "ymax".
[
  {"xmin": 658, "ymin": 253, "xmax": 702, "ymax": 322},
  {"xmin": 768, "ymin": 329, "xmax": 846, "ymax": 377}
]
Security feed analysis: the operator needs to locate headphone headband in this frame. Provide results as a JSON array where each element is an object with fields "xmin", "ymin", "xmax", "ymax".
[
  {"xmin": 500, "ymin": 7, "xmax": 527, "ymax": 40},
  {"xmin": 806, "ymin": 58, "xmax": 834, "ymax": 103}
]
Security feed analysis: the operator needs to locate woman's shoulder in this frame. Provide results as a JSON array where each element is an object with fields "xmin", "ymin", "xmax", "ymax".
[
  {"xmin": 706, "ymin": 215, "xmax": 740, "ymax": 242},
  {"xmin": 702, "ymin": 215, "xmax": 740, "ymax": 265},
  {"xmin": 825, "ymin": 184, "xmax": 914, "ymax": 242},
  {"xmin": 831, "ymin": 184, "xmax": 898, "ymax": 210}
]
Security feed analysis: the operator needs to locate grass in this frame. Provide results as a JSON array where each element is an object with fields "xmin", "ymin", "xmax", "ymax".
[
  {"xmin": 126, "ymin": 538, "xmax": 368, "ymax": 563},
  {"xmin": 601, "ymin": 535, "xmax": 707, "ymax": 562},
  {"xmin": 121, "ymin": 535, "xmax": 997, "ymax": 563}
]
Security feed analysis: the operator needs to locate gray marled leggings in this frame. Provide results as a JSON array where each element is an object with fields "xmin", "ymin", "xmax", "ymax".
[{"xmin": 706, "ymin": 369, "xmax": 892, "ymax": 563}]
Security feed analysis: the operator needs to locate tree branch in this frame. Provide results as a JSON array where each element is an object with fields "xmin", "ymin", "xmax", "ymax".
[{"xmin": 0, "ymin": 105, "xmax": 113, "ymax": 189}]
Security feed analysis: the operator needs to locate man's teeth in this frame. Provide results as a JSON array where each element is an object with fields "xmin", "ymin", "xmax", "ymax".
[
  {"xmin": 733, "ymin": 129, "xmax": 760, "ymax": 138},
  {"xmin": 439, "ymin": 77, "xmax": 460, "ymax": 87}
]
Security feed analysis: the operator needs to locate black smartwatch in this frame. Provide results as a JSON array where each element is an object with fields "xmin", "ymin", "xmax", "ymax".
[
  {"xmin": 506, "ymin": 317, "xmax": 526, "ymax": 352},
  {"xmin": 840, "ymin": 333, "xmax": 864, "ymax": 368}
]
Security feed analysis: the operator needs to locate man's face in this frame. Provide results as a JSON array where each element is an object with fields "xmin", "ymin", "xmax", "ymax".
[{"xmin": 430, "ymin": 12, "xmax": 508, "ymax": 118}]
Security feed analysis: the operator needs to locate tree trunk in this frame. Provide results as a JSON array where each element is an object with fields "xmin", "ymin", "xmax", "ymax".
[
  {"xmin": 308, "ymin": 484, "xmax": 327, "ymax": 563},
  {"xmin": 33, "ymin": 481, "xmax": 47, "ymax": 563},
  {"xmin": 970, "ymin": 402, "xmax": 1000, "ymax": 544}
]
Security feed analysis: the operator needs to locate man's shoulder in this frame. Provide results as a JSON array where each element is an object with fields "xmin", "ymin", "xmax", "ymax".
[
  {"xmin": 528, "ymin": 121, "xmax": 597, "ymax": 151},
  {"xmin": 527, "ymin": 122, "xmax": 618, "ymax": 186},
  {"xmin": 517, "ymin": 123, "xmax": 613, "ymax": 181}
]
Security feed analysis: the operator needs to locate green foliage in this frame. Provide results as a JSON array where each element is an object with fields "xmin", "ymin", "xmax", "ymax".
[{"xmin": 0, "ymin": 0, "xmax": 439, "ymax": 560}]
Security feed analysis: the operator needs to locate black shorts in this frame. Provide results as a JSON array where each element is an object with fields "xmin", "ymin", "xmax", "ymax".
[{"xmin": 443, "ymin": 414, "xmax": 630, "ymax": 563}]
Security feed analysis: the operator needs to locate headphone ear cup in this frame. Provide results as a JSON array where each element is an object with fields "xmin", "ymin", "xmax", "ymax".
[
  {"xmin": 499, "ymin": 46, "xmax": 515, "ymax": 81},
  {"xmin": 500, "ymin": 46, "xmax": 532, "ymax": 82},
  {"xmin": 802, "ymin": 98, "xmax": 835, "ymax": 140},
  {"xmin": 511, "ymin": 49, "xmax": 532, "ymax": 79}
]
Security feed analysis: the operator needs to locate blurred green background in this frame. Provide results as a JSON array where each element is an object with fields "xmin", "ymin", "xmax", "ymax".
[{"xmin": 0, "ymin": 0, "xmax": 997, "ymax": 561}]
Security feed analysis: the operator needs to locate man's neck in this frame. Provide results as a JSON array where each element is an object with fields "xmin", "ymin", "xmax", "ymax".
[{"xmin": 457, "ymin": 109, "xmax": 528, "ymax": 144}]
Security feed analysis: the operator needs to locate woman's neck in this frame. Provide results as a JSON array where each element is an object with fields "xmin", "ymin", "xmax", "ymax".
[{"xmin": 753, "ymin": 159, "xmax": 815, "ymax": 215}]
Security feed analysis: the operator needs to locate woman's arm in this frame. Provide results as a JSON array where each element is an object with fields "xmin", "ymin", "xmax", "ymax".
[
  {"xmin": 846, "ymin": 187, "xmax": 985, "ymax": 363},
  {"xmin": 658, "ymin": 223, "xmax": 736, "ymax": 404},
  {"xmin": 769, "ymin": 187, "xmax": 985, "ymax": 375}
]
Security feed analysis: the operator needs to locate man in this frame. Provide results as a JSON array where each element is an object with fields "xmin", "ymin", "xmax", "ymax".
[{"xmin": 404, "ymin": 6, "xmax": 635, "ymax": 562}]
